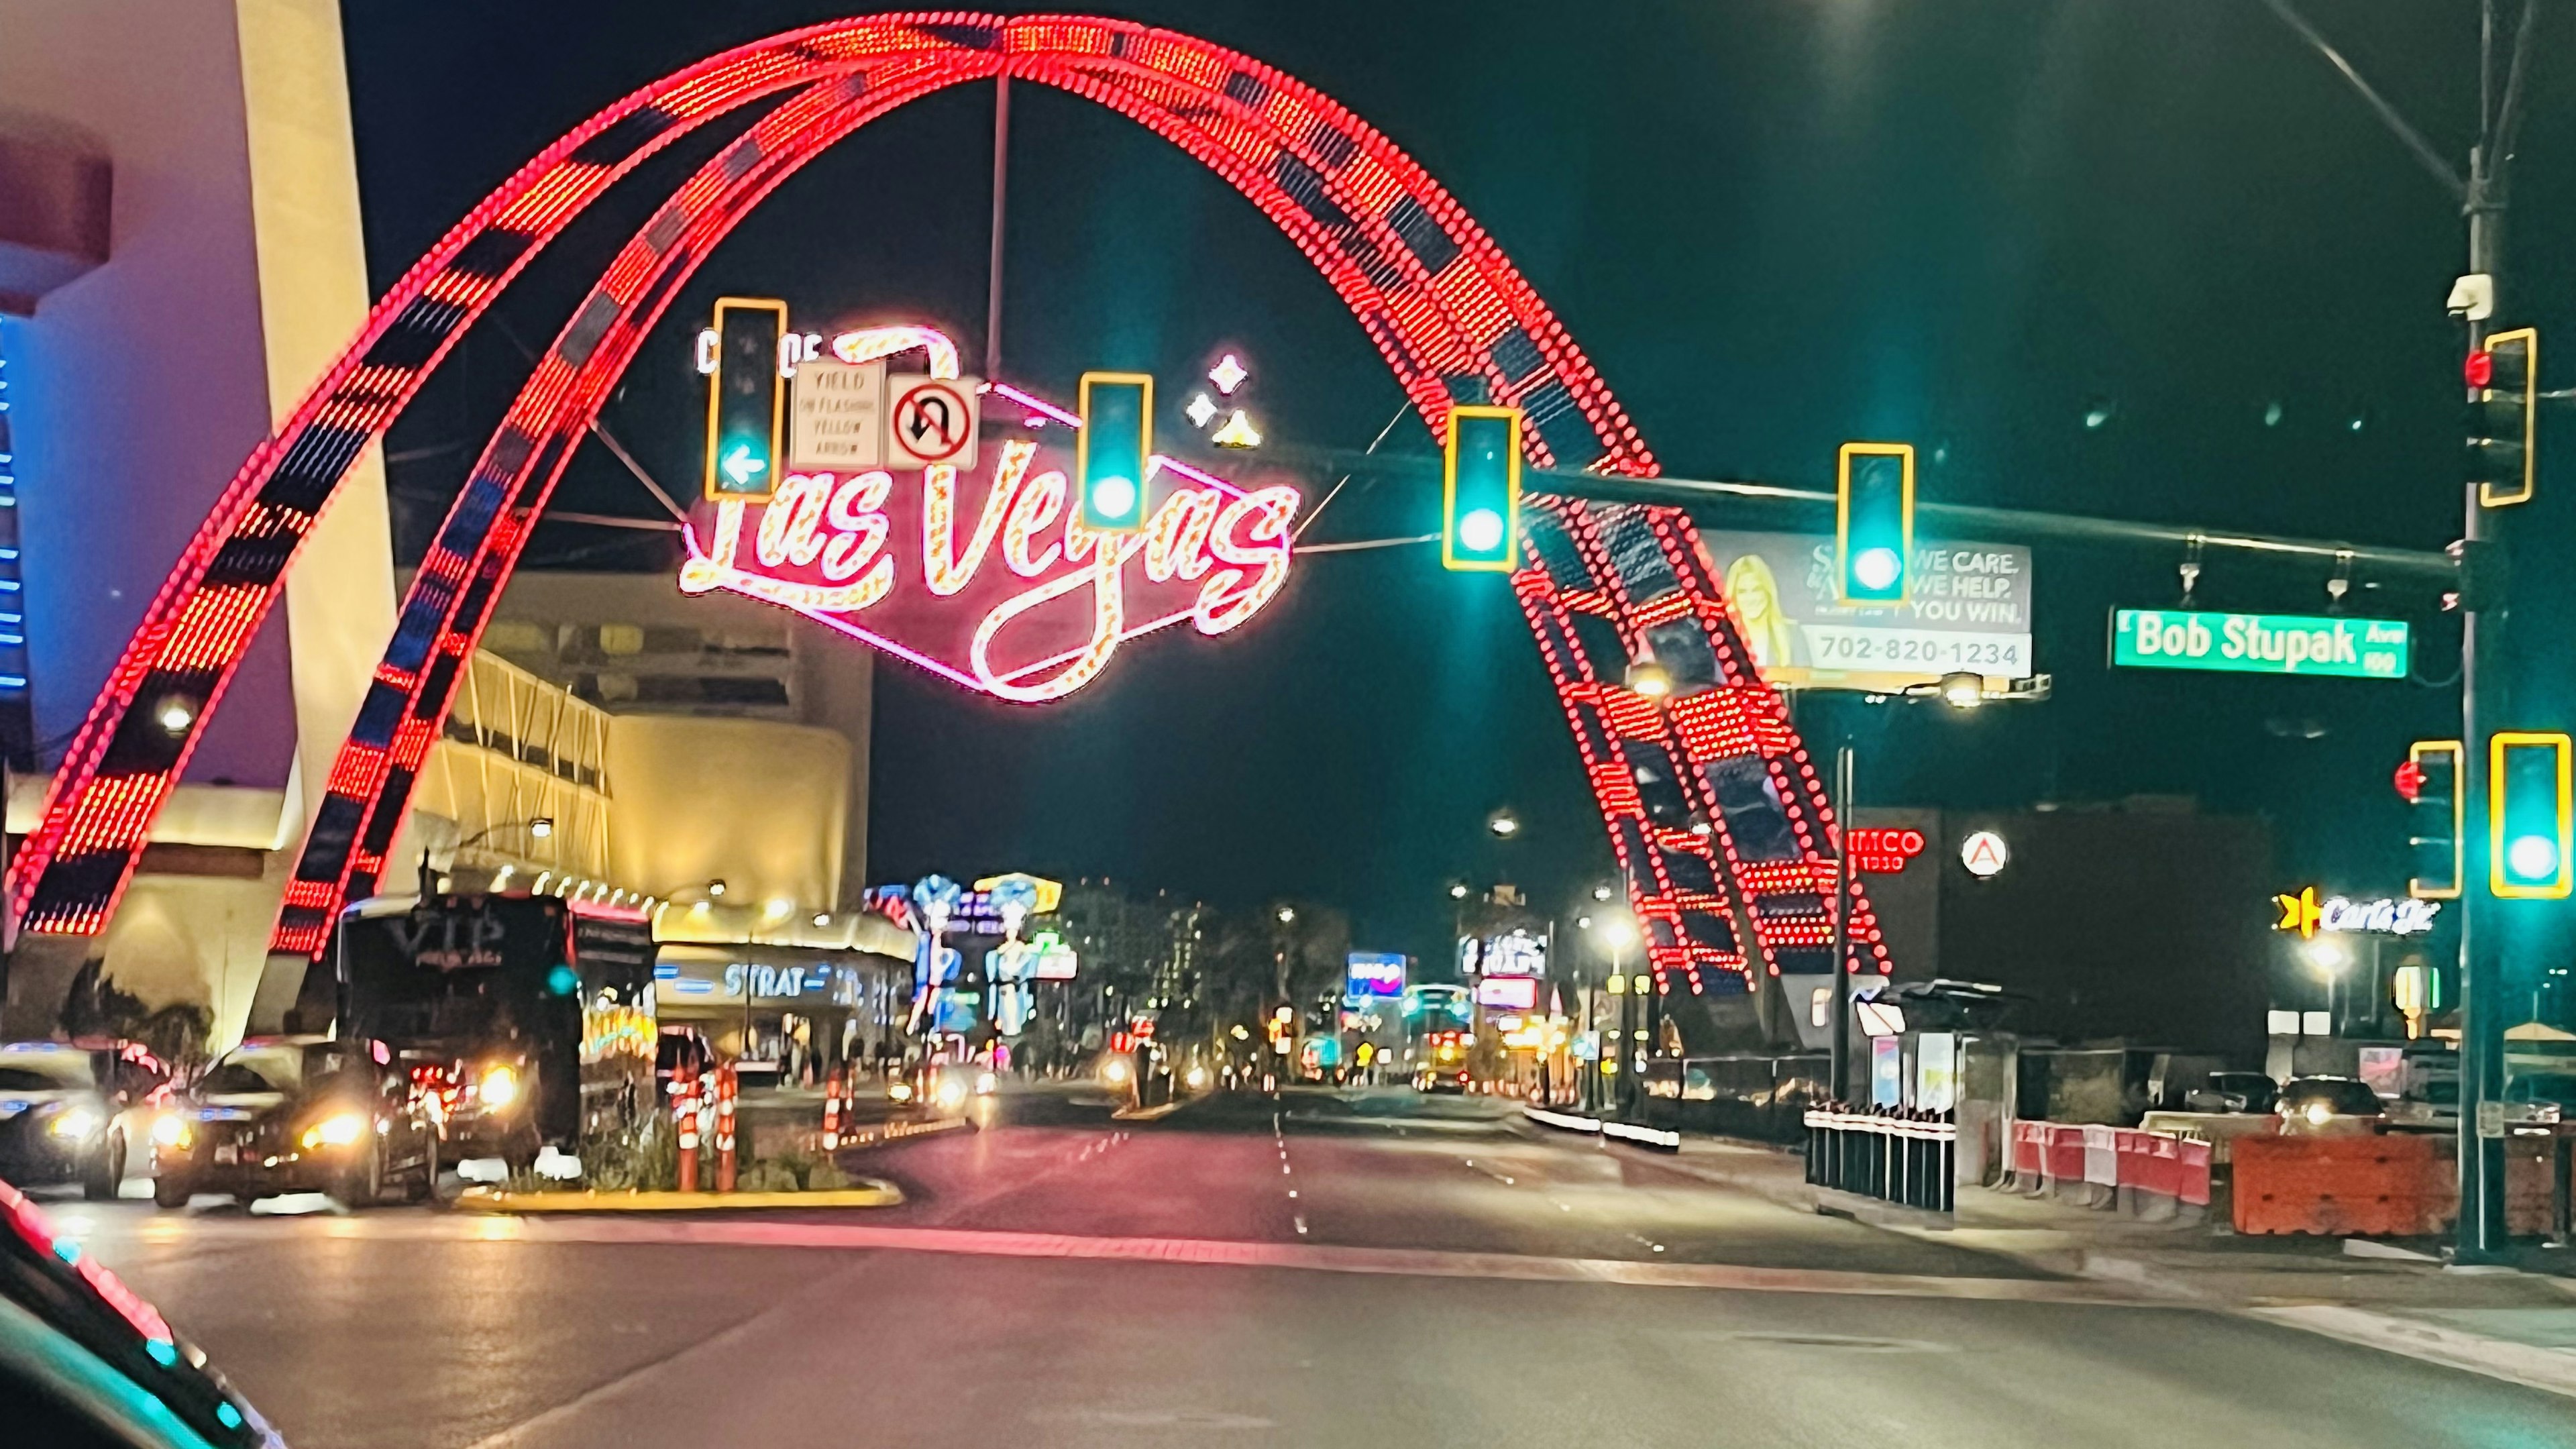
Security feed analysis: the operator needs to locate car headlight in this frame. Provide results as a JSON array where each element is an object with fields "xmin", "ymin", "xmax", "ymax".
[
  {"xmin": 299, "ymin": 1112, "xmax": 368, "ymax": 1150},
  {"xmin": 1102, "ymin": 1059, "xmax": 1131, "ymax": 1084},
  {"xmin": 974, "ymin": 1072, "xmax": 997, "ymax": 1095},
  {"xmin": 151, "ymin": 1113, "xmax": 192, "ymax": 1148},
  {"xmin": 479, "ymin": 1064, "xmax": 521, "ymax": 1111},
  {"xmin": 47, "ymin": 1107, "xmax": 101, "ymax": 1140},
  {"xmin": 2304, "ymin": 1102, "xmax": 2334, "ymax": 1126},
  {"xmin": 1185, "ymin": 1067, "xmax": 1208, "ymax": 1089},
  {"xmin": 934, "ymin": 1078, "xmax": 969, "ymax": 1110},
  {"xmin": 887, "ymin": 1081, "xmax": 914, "ymax": 1102}
]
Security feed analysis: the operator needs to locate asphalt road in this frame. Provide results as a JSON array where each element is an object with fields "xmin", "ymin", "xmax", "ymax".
[{"xmin": 38, "ymin": 1084, "xmax": 2576, "ymax": 1448}]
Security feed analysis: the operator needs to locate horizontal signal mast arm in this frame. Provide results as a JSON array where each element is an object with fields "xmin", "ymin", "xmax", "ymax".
[{"xmin": 1275, "ymin": 443, "xmax": 2458, "ymax": 585}]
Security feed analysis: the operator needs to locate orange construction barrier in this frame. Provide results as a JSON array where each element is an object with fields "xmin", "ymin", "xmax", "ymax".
[
  {"xmin": 2234, "ymin": 1134, "xmax": 2451, "ymax": 1236},
  {"xmin": 822, "ymin": 1067, "xmax": 845, "ymax": 1151},
  {"xmin": 674, "ymin": 1065, "xmax": 700, "ymax": 1193},
  {"xmin": 714, "ymin": 1063, "xmax": 739, "ymax": 1193}
]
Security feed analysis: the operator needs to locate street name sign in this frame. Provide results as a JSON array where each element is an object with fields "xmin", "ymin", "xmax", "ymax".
[{"xmin": 2110, "ymin": 609, "xmax": 2409, "ymax": 680}]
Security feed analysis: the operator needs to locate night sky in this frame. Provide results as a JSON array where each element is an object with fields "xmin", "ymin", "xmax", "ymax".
[{"xmin": 339, "ymin": 3, "xmax": 2576, "ymax": 972}]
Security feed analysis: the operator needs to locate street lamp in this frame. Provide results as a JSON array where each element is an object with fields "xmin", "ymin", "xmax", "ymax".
[
  {"xmin": 1487, "ymin": 810, "xmax": 1520, "ymax": 838},
  {"xmin": 1626, "ymin": 659, "xmax": 1672, "ymax": 699},
  {"xmin": 455, "ymin": 816, "xmax": 553, "ymax": 853},
  {"xmin": 1448, "ymin": 882, "xmax": 1470, "ymax": 900},
  {"xmin": 1275, "ymin": 905, "xmax": 1295, "ymax": 924},
  {"xmin": 1592, "ymin": 883, "xmax": 1615, "ymax": 902}
]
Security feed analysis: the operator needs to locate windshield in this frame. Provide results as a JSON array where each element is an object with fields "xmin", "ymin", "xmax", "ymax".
[
  {"xmin": 2283, "ymin": 1080, "xmax": 2383, "ymax": 1115},
  {"xmin": 0, "ymin": 1055, "xmax": 92, "ymax": 1092},
  {"xmin": 197, "ymin": 1046, "xmax": 306, "ymax": 1097}
]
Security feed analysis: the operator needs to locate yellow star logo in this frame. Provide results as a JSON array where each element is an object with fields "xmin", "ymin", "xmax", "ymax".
[{"xmin": 2273, "ymin": 886, "xmax": 2322, "ymax": 939}]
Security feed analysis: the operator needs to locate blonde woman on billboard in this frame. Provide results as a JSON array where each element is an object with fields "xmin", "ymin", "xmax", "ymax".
[{"xmin": 1723, "ymin": 553, "xmax": 1799, "ymax": 673}]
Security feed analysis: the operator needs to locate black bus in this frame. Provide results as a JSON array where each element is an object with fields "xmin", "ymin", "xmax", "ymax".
[{"xmin": 301, "ymin": 893, "xmax": 659, "ymax": 1179}]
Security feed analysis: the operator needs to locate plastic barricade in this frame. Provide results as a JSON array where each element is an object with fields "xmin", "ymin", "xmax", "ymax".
[
  {"xmin": 2041, "ymin": 1124, "xmax": 2088, "ymax": 1198},
  {"xmin": 2002, "ymin": 1120, "xmax": 2047, "ymax": 1194},
  {"xmin": 2078, "ymin": 1124, "xmax": 2119, "ymax": 1207},
  {"xmin": 2176, "ymin": 1136, "xmax": 2212, "ymax": 1214},
  {"xmin": 2233, "ymin": 1134, "xmax": 2451, "ymax": 1236}
]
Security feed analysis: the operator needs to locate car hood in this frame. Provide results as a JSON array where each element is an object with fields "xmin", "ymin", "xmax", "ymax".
[
  {"xmin": 0, "ymin": 1089, "xmax": 97, "ymax": 1120},
  {"xmin": 184, "ymin": 1092, "xmax": 290, "ymax": 1122}
]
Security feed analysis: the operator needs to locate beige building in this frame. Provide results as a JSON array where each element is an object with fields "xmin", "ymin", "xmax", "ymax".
[
  {"xmin": 400, "ymin": 646, "xmax": 910, "ymax": 1074},
  {"xmin": 470, "ymin": 570, "xmax": 878, "ymax": 907}
]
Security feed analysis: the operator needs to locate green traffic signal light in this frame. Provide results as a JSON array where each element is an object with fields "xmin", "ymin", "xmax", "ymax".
[
  {"xmin": 1836, "ymin": 442, "xmax": 1914, "ymax": 604},
  {"xmin": 2490, "ymin": 731, "xmax": 2571, "ymax": 900},
  {"xmin": 1442, "ymin": 405, "xmax": 1521, "ymax": 572},
  {"xmin": 1077, "ymin": 372, "xmax": 1154, "ymax": 533},
  {"xmin": 704, "ymin": 297, "xmax": 787, "ymax": 502}
]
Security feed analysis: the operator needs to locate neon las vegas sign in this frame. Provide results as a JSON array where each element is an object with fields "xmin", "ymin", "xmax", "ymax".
[{"xmin": 680, "ymin": 326, "xmax": 1300, "ymax": 702}]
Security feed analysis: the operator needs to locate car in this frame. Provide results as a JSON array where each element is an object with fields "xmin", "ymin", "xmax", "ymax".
[
  {"xmin": 2275, "ymin": 1076, "xmax": 2385, "ymax": 1136},
  {"xmin": 2182, "ymin": 1071, "xmax": 2278, "ymax": 1115},
  {"xmin": 0, "ymin": 1041, "xmax": 171, "ymax": 1200},
  {"xmin": 900, "ymin": 1061, "xmax": 997, "ymax": 1113},
  {"xmin": 0, "ymin": 1176, "xmax": 284, "ymax": 1448},
  {"xmin": 1415, "ymin": 1069, "xmax": 1470, "ymax": 1094},
  {"xmin": 152, "ymin": 1036, "xmax": 439, "ymax": 1208}
]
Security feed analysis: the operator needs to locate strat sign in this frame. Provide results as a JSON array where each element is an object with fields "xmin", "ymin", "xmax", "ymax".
[{"xmin": 682, "ymin": 325, "xmax": 1299, "ymax": 702}]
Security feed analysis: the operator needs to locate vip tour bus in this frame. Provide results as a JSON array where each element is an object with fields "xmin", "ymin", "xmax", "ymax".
[{"xmin": 301, "ymin": 893, "xmax": 660, "ymax": 1181}]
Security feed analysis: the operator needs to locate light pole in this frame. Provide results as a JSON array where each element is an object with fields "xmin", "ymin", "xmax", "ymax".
[{"xmin": 1596, "ymin": 916, "xmax": 1636, "ymax": 1118}]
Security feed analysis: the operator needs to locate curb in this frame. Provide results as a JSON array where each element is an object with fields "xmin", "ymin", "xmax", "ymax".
[
  {"xmin": 452, "ymin": 1179, "xmax": 904, "ymax": 1213},
  {"xmin": 1521, "ymin": 1105, "xmax": 1680, "ymax": 1151},
  {"xmin": 837, "ymin": 1115, "xmax": 972, "ymax": 1149},
  {"xmin": 2245, "ymin": 1303, "xmax": 2576, "ymax": 1400},
  {"xmin": 1112, "ymin": 1096, "xmax": 1197, "ymax": 1122}
]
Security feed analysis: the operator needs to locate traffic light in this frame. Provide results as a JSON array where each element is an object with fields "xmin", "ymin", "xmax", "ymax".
[
  {"xmin": 1077, "ymin": 372, "xmax": 1153, "ymax": 532},
  {"xmin": 2490, "ymin": 731, "xmax": 2571, "ymax": 900},
  {"xmin": 2466, "ymin": 327, "xmax": 2538, "ymax": 507},
  {"xmin": 1835, "ymin": 441, "xmax": 1915, "ymax": 603},
  {"xmin": 703, "ymin": 297, "xmax": 787, "ymax": 502},
  {"xmin": 1442, "ymin": 405, "xmax": 1522, "ymax": 572},
  {"xmin": 2402, "ymin": 739, "xmax": 2463, "ymax": 900}
]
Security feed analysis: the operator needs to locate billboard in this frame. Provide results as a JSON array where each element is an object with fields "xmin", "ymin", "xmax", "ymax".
[
  {"xmin": 1472, "ymin": 930, "xmax": 1547, "ymax": 978},
  {"xmin": 1694, "ymin": 530, "xmax": 2033, "ymax": 693},
  {"xmin": 1345, "ymin": 952, "xmax": 1406, "ymax": 1000},
  {"xmin": 1475, "ymin": 976, "xmax": 1539, "ymax": 1011}
]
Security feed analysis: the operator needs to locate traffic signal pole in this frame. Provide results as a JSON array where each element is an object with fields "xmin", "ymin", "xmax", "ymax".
[
  {"xmin": 1829, "ymin": 742, "xmax": 1855, "ymax": 1103},
  {"xmin": 2458, "ymin": 130, "xmax": 2510, "ymax": 1263}
]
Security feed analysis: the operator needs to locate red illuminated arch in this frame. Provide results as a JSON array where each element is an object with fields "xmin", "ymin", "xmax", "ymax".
[{"xmin": 8, "ymin": 15, "xmax": 1880, "ymax": 999}]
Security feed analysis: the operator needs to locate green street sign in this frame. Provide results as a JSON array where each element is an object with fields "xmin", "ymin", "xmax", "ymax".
[{"xmin": 2110, "ymin": 609, "xmax": 2410, "ymax": 680}]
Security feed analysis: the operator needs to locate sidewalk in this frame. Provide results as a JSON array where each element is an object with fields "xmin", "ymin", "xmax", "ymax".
[{"xmin": 1572, "ymin": 1122, "xmax": 2576, "ymax": 1398}]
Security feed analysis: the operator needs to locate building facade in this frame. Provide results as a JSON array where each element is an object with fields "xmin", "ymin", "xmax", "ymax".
[{"xmin": 0, "ymin": 0, "xmax": 396, "ymax": 1048}]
